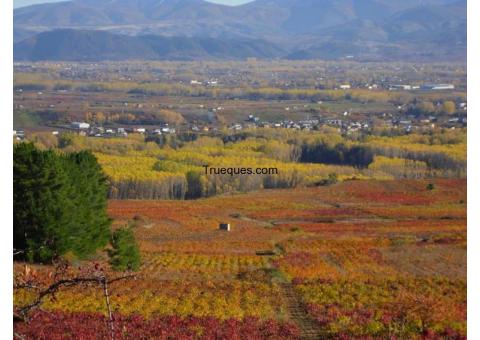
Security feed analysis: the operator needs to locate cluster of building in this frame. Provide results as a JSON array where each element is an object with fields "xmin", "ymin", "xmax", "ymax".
[
  {"xmin": 70, "ymin": 122, "xmax": 176, "ymax": 137},
  {"xmin": 225, "ymin": 109, "xmax": 467, "ymax": 134},
  {"xmin": 328, "ymin": 83, "xmax": 456, "ymax": 91},
  {"xmin": 314, "ymin": 82, "xmax": 456, "ymax": 91},
  {"xmin": 224, "ymin": 116, "xmax": 372, "ymax": 133},
  {"xmin": 386, "ymin": 115, "xmax": 467, "ymax": 131},
  {"xmin": 190, "ymin": 79, "xmax": 219, "ymax": 86},
  {"xmin": 389, "ymin": 83, "xmax": 455, "ymax": 91}
]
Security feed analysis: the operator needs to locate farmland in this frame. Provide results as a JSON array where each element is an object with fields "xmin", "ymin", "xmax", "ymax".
[
  {"xmin": 13, "ymin": 60, "xmax": 467, "ymax": 339},
  {"xmin": 14, "ymin": 179, "xmax": 466, "ymax": 339}
]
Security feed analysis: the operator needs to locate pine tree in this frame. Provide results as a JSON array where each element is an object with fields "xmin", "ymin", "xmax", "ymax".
[
  {"xmin": 63, "ymin": 151, "xmax": 111, "ymax": 258},
  {"xmin": 108, "ymin": 227, "xmax": 141, "ymax": 271},
  {"xmin": 14, "ymin": 143, "xmax": 71, "ymax": 262},
  {"xmin": 14, "ymin": 143, "xmax": 112, "ymax": 263}
]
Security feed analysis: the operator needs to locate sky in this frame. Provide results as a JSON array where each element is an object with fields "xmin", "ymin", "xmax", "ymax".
[{"xmin": 14, "ymin": 0, "xmax": 254, "ymax": 9}]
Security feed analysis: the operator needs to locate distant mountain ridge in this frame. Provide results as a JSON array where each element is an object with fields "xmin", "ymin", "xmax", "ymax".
[
  {"xmin": 14, "ymin": 29, "xmax": 285, "ymax": 61},
  {"xmin": 14, "ymin": 0, "xmax": 466, "ymax": 61}
]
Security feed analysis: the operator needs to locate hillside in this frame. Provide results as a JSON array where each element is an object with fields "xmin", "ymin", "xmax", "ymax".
[
  {"xmin": 14, "ymin": 29, "xmax": 284, "ymax": 61},
  {"xmin": 13, "ymin": 0, "xmax": 466, "ymax": 61},
  {"xmin": 15, "ymin": 178, "xmax": 467, "ymax": 338}
]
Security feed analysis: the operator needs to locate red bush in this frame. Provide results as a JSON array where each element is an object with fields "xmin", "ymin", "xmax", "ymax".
[{"xmin": 14, "ymin": 311, "xmax": 300, "ymax": 340}]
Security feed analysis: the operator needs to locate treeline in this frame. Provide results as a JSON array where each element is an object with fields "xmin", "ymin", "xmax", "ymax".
[
  {"xmin": 83, "ymin": 109, "xmax": 185, "ymax": 126},
  {"xmin": 368, "ymin": 156, "xmax": 430, "ymax": 179},
  {"xmin": 214, "ymin": 129, "xmax": 460, "ymax": 173},
  {"xmin": 364, "ymin": 133, "xmax": 467, "ymax": 177},
  {"xmin": 184, "ymin": 169, "xmax": 324, "ymax": 199},
  {"xmin": 14, "ymin": 78, "xmax": 466, "ymax": 105},
  {"xmin": 300, "ymin": 143, "xmax": 374, "ymax": 168},
  {"xmin": 371, "ymin": 146, "xmax": 465, "ymax": 177},
  {"xmin": 28, "ymin": 128, "xmax": 466, "ymax": 201},
  {"xmin": 109, "ymin": 177, "xmax": 187, "ymax": 200},
  {"xmin": 104, "ymin": 159, "xmax": 358, "ymax": 200}
]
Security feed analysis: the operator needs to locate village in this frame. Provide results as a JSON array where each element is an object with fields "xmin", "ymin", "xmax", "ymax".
[
  {"xmin": 13, "ymin": 61, "xmax": 467, "ymax": 143},
  {"xmin": 14, "ymin": 105, "xmax": 467, "ymax": 142}
]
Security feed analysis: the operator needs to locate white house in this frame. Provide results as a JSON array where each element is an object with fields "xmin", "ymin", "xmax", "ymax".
[
  {"xmin": 421, "ymin": 84, "xmax": 455, "ymax": 90},
  {"xmin": 389, "ymin": 85, "xmax": 413, "ymax": 91},
  {"xmin": 71, "ymin": 122, "xmax": 90, "ymax": 130}
]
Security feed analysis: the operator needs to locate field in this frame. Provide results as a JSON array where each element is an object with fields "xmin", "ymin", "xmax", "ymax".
[
  {"xmin": 14, "ymin": 178, "xmax": 466, "ymax": 339},
  {"xmin": 13, "ymin": 60, "xmax": 467, "ymax": 339}
]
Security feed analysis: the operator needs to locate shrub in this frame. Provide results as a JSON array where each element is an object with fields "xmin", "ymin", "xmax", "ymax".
[
  {"xmin": 14, "ymin": 311, "xmax": 300, "ymax": 339},
  {"xmin": 109, "ymin": 227, "xmax": 141, "ymax": 271},
  {"xmin": 328, "ymin": 173, "xmax": 339, "ymax": 184}
]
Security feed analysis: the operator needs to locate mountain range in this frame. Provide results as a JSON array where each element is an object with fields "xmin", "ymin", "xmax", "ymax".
[
  {"xmin": 14, "ymin": 29, "xmax": 284, "ymax": 61},
  {"xmin": 13, "ymin": 0, "xmax": 467, "ymax": 61}
]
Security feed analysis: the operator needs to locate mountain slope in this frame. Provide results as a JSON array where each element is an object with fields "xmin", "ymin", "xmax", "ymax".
[
  {"xmin": 13, "ymin": 29, "xmax": 285, "ymax": 61},
  {"xmin": 13, "ymin": 0, "xmax": 467, "ymax": 61},
  {"xmin": 386, "ymin": 2, "xmax": 466, "ymax": 43},
  {"xmin": 14, "ymin": 0, "xmax": 466, "ymax": 37}
]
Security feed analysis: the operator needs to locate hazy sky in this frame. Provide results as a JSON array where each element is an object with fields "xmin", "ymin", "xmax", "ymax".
[{"xmin": 14, "ymin": 0, "xmax": 254, "ymax": 9}]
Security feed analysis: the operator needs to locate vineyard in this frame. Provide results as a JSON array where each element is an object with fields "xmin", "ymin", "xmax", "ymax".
[{"xmin": 14, "ymin": 179, "xmax": 466, "ymax": 339}]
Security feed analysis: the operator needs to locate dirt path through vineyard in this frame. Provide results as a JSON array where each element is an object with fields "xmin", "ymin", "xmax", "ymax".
[{"xmin": 279, "ymin": 282, "xmax": 323, "ymax": 340}]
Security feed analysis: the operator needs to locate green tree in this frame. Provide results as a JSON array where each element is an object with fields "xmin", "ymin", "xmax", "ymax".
[
  {"xmin": 14, "ymin": 143, "xmax": 111, "ymax": 263},
  {"xmin": 63, "ymin": 151, "xmax": 111, "ymax": 257},
  {"xmin": 108, "ymin": 227, "xmax": 141, "ymax": 271},
  {"xmin": 58, "ymin": 133, "xmax": 75, "ymax": 149},
  {"xmin": 14, "ymin": 143, "xmax": 72, "ymax": 262}
]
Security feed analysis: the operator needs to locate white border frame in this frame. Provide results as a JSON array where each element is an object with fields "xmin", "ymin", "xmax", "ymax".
[
  {"xmin": 1, "ymin": 0, "xmax": 13, "ymax": 339},
  {"xmin": 467, "ymin": 0, "xmax": 478, "ymax": 338},
  {"xmin": 2, "ymin": 0, "xmax": 477, "ymax": 339}
]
